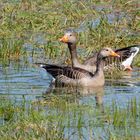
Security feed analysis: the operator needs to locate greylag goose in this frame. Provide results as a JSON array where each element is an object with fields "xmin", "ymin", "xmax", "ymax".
[
  {"xmin": 36, "ymin": 48, "xmax": 120, "ymax": 87},
  {"xmin": 86, "ymin": 45, "xmax": 140, "ymax": 71},
  {"xmin": 60, "ymin": 30, "xmax": 139, "ymax": 72}
]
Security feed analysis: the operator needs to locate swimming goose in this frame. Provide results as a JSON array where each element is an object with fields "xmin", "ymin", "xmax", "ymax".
[
  {"xmin": 36, "ymin": 48, "xmax": 120, "ymax": 87},
  {"xmin": 91, "ymin": 45, "xmax": 140, "ymax": 71},
  {"xmin": 60, "ymin": 30, "xmax": 139, "ymax": 72}
]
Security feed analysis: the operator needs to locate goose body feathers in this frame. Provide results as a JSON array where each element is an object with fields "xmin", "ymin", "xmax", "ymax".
[{"xmin": 38, "ymin": 64, "xmax": 100, "ymax": 87}]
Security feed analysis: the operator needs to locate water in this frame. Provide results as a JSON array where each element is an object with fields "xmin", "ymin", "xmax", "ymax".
[
  {"xmin": 0, "ymin": 63, "xmax": 51, "ymax": 101},
  {"xmin": 0, "ymin": 51, "xmax": 139, "ymax": 106}
]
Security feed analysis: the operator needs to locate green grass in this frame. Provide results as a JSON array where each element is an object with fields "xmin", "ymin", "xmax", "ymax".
[
  {"xmin": 0, "ymin": 0, "xmax": 139, "ymax": 65},
  {"xmin": 0, "ymin": 95, "xmax": 140, "ymax": 140}
]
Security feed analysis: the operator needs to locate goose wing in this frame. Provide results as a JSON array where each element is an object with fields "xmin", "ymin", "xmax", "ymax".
[
  {"xmin": 104, "ymin": 45, "xmax": 140, "ymax": 70},
  {"xmin": 115, "ymin": 45, "xmax": 140, "ymax": 60},
  {"xmin": 36, "ymin": 63, "xmax": 94, "ymax": 80}
]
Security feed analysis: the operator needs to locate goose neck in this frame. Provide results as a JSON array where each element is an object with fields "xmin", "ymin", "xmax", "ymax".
[
  {"xmin": 94, "ymin": 55, "xmax": 104, "ymax": 75},
  {"xmin": 68, "ymin": 43, "xmax": 80, "ymax": 67}
]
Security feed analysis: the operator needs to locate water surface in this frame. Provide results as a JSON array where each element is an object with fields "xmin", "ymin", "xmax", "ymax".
[{"xmin": 0, "ymin": 57, "xmax": 139, "ymax": 107}]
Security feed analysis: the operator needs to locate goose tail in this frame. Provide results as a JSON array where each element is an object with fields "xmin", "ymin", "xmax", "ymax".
[
  {"xmin": 115, "ymin": 45, "xmax": 140, "ymax": 57},
  {"xmin": 115, "ymin": 45, "xmax": 140, "ymax": 71}
]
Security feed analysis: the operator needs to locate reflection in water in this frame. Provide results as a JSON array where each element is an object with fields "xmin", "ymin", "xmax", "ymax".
[
  {"xmin": 0, "ymin": 61, "xmax": 139, "ymax": 108},
  {"xmin": 39, "ymin": 86, "xmax": 105, "ymax": 140},
  {"xmin": 44, "ymin": 85, "xmax": 104, "ymax": 109}
]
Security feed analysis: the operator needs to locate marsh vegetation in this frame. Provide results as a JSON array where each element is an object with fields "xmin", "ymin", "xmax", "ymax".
[{"xmin": 0, "ymin": 0, "xmax": 140, "ymax": 139}]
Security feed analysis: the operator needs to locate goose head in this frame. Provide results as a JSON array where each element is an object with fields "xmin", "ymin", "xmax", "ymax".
[
  {"xmin": 99, "ymin": 47, "xmax": 120, "ymax": 58},
  {"xmin": 59, "ymin": 31, "xmax": 77, "ymax": 44}
]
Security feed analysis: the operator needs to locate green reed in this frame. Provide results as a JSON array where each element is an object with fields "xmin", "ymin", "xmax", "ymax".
[{"xmin": 0, "ymin": 38, "xmax": 25, "ymax": 65}]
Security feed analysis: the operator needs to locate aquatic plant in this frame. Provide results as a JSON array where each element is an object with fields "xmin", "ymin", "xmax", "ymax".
[{"xmin": 0, "ymin": 95, "xmax": 140, "ymax": 139}]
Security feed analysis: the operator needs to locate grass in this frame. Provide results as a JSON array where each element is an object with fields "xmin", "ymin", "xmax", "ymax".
[
  {"xmin": 0, "ymin": 95, "xmax": 140, "ymax": 140},
  {"xmin": 0, "ymin": 0, "xmax": 139, "ymax": 65}
]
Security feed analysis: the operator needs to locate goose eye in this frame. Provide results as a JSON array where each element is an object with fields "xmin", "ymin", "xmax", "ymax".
[{"xmin": 69, "ymin": 34, "xmax": 72, "ymax": 36}]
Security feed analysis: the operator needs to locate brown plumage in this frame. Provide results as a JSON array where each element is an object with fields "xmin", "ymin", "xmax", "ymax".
[{"xmin": 36, "ymin": 48, "xmax": 120, "ymax": 87}]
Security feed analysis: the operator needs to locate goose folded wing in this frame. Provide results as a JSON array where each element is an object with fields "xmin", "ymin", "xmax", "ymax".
[
  {"xmin": 104, "ymin": 45, "xmax": 140, "ymax": 66},
  {"xmin": 115, "ymin": 45, "xmax": 139, "ymax": 60},
  {"xmin": 37, "ymin": 63, "xmax": 94, "ymax": 79}
]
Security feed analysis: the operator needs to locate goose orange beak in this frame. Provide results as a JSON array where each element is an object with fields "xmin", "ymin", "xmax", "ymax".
[
  {"xmin": 110, "ymin": 51, "xmax": 120, "ymax": 57},
  {"xmin": 59, "ymin": 35, "xmax": 69, "ymax": 43}
]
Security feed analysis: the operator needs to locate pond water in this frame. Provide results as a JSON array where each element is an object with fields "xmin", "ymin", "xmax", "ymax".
[{"xmin": 0, "ymin": 48, "xmax": 139, "ymax": 106}]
